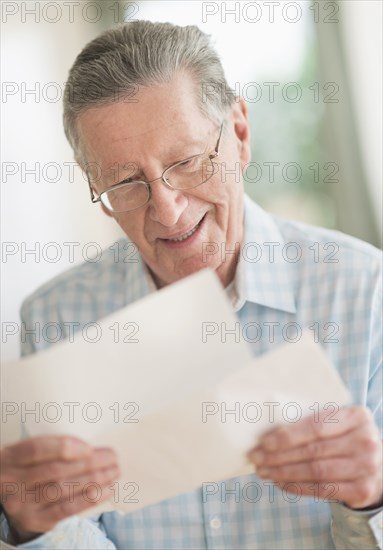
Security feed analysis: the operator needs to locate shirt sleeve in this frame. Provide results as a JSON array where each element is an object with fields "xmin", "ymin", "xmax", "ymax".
[
  {"xmin": 330, "ymin": 503, "xmax": 383, "ymax": 549},
  {"xmin": 0, "ymin": 516, "xmax": 116, "ymax": 550},
  {"xmin": 330, "ymin": 276, "xmax": 383, "ymax": 550}
]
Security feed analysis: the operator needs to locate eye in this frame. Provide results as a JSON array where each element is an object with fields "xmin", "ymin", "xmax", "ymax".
[
  {"xmin": 174, "ymin": 156, "xmax": 202, "ymax": 172},
  {"xmin": 178, "ymin": 159, "xmax": 193, "ymax": 167}
]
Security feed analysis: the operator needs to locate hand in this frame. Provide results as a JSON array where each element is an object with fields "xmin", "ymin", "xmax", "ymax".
[
  {"xmin": 0, "ymin": 436, "xmax": 120, "ymax": 544},
  {"xmin": 248, "ymin": 406, "xmax": 382, "ymax": 509}
]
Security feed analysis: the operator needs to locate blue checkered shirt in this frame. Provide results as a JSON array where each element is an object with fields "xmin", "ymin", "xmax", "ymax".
[{"xmin": 1, "ymin": 195, "xmax": 382, "ymax": 549}]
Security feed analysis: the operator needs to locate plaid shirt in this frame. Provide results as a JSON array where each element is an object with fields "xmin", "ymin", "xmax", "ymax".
[{"xmin": 1, "ymin": 195, "xmax": 382, "ymax": 549}]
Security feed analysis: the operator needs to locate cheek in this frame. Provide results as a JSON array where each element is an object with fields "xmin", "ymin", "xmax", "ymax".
[
  {"xmin": 114, "ymin": 213, "xmax": 148, "ymax": 246},
  {"xmin": 194, "ymin": 174, "xmax": 231, "ymax": 208},
  {"xmin": 207, "ymin": 175, "xmax": 243, "ymax": 220}
]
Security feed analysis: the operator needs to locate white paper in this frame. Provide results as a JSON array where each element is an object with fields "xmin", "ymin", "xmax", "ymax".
[
  {"xmin": 1, "ymin": 269, "xmax": 352, "ymax": 514},
  {"xmin": 2, "ymin": 269, "xmax": 253, "ymax": 441},
  {"xmin": 97, "ymin": 335, "xmax": 351, "ymax": 512}
]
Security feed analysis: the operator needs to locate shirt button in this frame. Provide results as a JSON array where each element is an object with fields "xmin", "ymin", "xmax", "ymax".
[{"xmin": 210, "ymin": 516, "xmax": 221, "ymax": 530}]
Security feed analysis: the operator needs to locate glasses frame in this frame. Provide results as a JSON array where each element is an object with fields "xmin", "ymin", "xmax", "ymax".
[{"xmin": 87, "ymin": 122, "xmax": 224, "ymax": 213}]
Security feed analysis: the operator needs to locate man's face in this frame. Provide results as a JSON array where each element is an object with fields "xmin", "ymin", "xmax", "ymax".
[{"xmin": 77, "ymin": 73, "xmax": 251, "ymax": 288}]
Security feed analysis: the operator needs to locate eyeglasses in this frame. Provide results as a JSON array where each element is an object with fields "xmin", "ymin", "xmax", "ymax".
[{"xmin": 87, "ymin": 123, "xmax": 224, "ymax": 213}]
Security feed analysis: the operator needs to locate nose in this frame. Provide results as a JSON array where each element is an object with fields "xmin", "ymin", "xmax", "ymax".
[{"xmin": 147, "ymin": 178, "xmax": 189, "ymax": 226}]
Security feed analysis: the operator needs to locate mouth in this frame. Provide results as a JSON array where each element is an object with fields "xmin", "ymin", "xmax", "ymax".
[{"xmin": 159, "ymin": 214, "xmax": 207, "ymax": 248}]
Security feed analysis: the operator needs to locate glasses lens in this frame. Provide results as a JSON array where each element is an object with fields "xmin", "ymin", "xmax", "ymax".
[
  {"xmin": 164, "ymin": 155, "xmax": 216, "ymax": 190},
  {"xmin": 101, "ymin": 182, "xmax": 149, "ymax": 212}
]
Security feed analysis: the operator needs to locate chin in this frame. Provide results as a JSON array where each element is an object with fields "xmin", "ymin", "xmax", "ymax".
[
  {"xmin": 182, "ymin": 255, "xmax": 222, "ymax": 278},
  {"xmin": 155, "ymin": 258, "xmax": 218, "ymax": 287}
]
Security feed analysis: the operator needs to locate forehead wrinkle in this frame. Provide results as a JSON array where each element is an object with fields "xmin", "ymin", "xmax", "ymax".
[
  {"xmin": 79, "ymin": 111, "xmax": 179, "ymax": 169},
  {"xmin": 110, "ymin": 119, "xmax": 180, "ymax": 145},
  {"xmin": 103, "ymin": 121, "xmax": 182, "ymax": 175},
  {"xmin": 104, "ymin": 132, "xmax": 209, "ymax": 176}
]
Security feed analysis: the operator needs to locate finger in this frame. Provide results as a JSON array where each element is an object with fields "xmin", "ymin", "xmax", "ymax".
[
  {"xmin": 273, "ymin": 481, "xmax": 341, "ymax": 503},
  {"xmin": 258, "ymin": 406, "xmax": 374, "ymax": 452},
  {"xmin": 22, "ymin": 448, "xmax": 119, "ymax": 484},
  {"xmin": 12, "ymin": 468, "xmax": 120, "ymax": 533},
  {"xmin": 249, "ymin": 424, "xmax": 381, "ymax": 467},
  {"xmin": 274, "ymin": 478, "xmax": 381, "ymax": 509},
  {"xmin": 2, "ymin": 464, "xmax": 120, "ymax": 515},
  {"xmin": 45, "ymin": 491, "xmax": 114, "ymax": 530},
  {"xmin": 39, "ymin": 465, "xmax": 120, "ymax": 508},
  {"xmin": 256, "ymin": 453, "xmax": 380, "ymax": 482},
  {"xmin": 1, "ymin": 436, "xmax": 92, "ymax": 467}
]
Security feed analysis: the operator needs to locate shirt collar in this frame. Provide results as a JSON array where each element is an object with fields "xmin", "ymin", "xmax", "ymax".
[
  {"xmin": 230, "ymin": 194, "xmax": 297, "ymax": 314},
  {"xmin": 122, "ymin": 194, "xmax": 296, "ymax": 315}
]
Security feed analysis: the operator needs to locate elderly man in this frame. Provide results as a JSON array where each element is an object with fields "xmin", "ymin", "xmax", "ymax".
[{"xmin": 0, "ymin": 20, "xmax": 382, "ymax": 550}]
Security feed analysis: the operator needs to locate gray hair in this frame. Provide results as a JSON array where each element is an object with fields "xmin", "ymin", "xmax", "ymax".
[{"xmin": 63, "ymin": 20, "xmax": 236, "ymax": 164}]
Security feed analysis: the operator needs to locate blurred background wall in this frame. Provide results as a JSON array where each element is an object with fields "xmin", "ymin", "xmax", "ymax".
[{"xmin": 1, "ymin": 0, "xmax": 382, "ymax": 361}]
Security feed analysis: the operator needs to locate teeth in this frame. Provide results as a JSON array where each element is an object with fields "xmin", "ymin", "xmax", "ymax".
[{"xmin": 168, "ymin": 220, "xmax": 201, "ymax": 242}]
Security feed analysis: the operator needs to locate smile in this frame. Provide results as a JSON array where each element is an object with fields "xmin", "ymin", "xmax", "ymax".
[
  {"xmin": 159, "ymin": 214, "xmax": 207, "ymax": 248},
  {"xmin": 166, "ymin": 218, "xmax": 204, "ymax": 242}
]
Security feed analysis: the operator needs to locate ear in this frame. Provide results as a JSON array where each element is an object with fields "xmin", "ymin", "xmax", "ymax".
[{"xmin": 230, "ymin": 98, "xmax": 251, "ymax": 169}]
